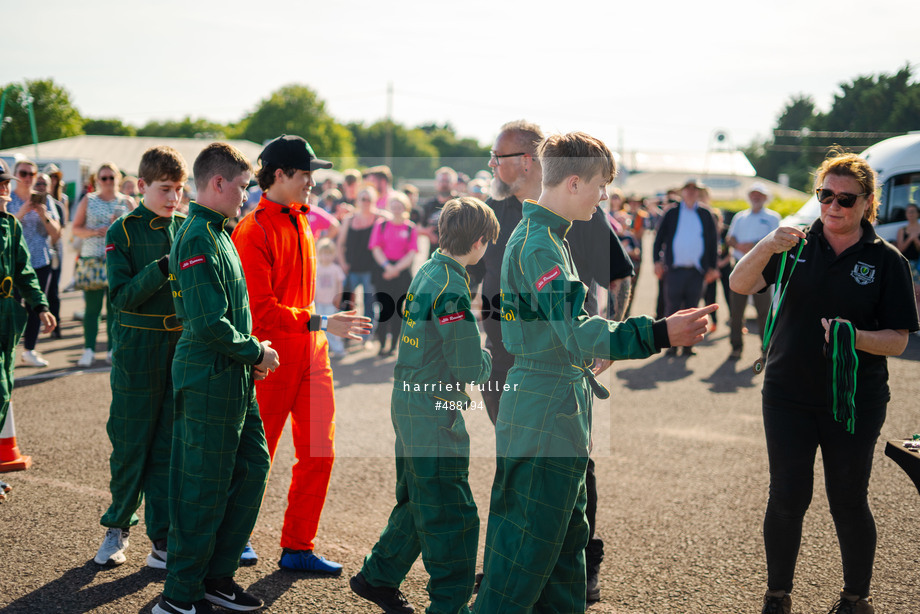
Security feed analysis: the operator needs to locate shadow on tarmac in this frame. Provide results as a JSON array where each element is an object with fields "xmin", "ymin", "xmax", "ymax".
[
  {"xmin": 331, "ymin": 347, "xmax": 399, "ymax": 387},
  {"xmin": 2, "ymin": 560, "xmax": 163, "ymax": 613},
  {"xmin": 700, "ymin": 358, "xmax": 759, "ymax": 393},
  {"xmin": 246, "ymin": 568, "xmax": 336, "ymax": 610},
  {"xmin": 615, "ymin": 353, "xmax": 693, "ymax": 390}
]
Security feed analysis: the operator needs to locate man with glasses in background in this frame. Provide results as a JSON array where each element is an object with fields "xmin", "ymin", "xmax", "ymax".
[{"xmin": 725, "ymin": 182, "xmax": 780, "ymax": 361}]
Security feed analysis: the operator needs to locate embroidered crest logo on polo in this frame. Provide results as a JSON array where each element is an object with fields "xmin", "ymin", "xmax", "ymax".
[
  {"xmin": 850, "ymin": 261, "xmax": 876, "ymax": 286},
  {"xmin": 756, "ymin": 240, "xmax": 806, "ymax": 374}
]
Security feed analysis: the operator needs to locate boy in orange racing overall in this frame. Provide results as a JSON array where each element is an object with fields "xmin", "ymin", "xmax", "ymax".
[{"xmin": 232, "ymin": 135, "xmax": 370, "ymax": 573}]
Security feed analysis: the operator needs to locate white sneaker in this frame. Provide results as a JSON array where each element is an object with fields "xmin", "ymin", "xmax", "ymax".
[
  {"xmin": 94, "ymin": 527, "xmax": 129, "ymax": 566},
  {"xmin": 77, "ymin": 348, "xmax": 95, "ymax": 367},
  {"xmin": 147, "ymin": 538, "xmax": 167, "ymax": 569},
  {"xmin": 21, "ymin": 350, "xmax": 49, "ymax": 367}
]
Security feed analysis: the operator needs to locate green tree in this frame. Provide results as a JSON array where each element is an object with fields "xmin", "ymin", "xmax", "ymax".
[
  {"xmin": 83, "ymin": 117, "xmax": 137, "ymax": 137},
  {"xmin": 238, "ymin": 85, "xmax": 354, "ymax": 162},
  {"xmin": 137, "ymin": 116, "xmax": 229, "ymax": 139},
  {"xmin": 0, "ymin": 79, "xmax": 83, "ymax": 149},
  {"xmin": 348, "ymin": 120, "xmax": 439, "ymax": 180},
  {"xmin": 748, "ymin": 65, "xmax": 920, "ymax": 190},
  {"xmin": 419, "ymin": 122, "xmax": 490, "ymax": 177}
]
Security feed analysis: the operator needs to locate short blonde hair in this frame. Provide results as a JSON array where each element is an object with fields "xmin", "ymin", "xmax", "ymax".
[{"xmin": 316, "ymin": 237, "xmax": 336, "ymax": 256}]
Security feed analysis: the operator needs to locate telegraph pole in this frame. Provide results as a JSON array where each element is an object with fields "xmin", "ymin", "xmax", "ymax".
[{"xmin": 384, "ymin": 82, "xmax": 393, "ymax": 167}]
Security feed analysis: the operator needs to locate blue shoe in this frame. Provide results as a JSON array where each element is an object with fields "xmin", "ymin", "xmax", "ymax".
[
  {"xmin": 278, "ymin": 549, "xmax": 343, "ymax": 575},
  {"xmin": 239, "ymin": 540, "xmax": 258, "ymax": 567}
]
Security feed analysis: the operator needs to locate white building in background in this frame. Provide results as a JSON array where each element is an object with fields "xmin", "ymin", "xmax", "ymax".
[
  {"xmin": 617, "ymin": 148, "xmax": 807, "ymax": 202},
  {"xmin": 0, "ymin": 135, "xmax": 342, "ymax": 204}
]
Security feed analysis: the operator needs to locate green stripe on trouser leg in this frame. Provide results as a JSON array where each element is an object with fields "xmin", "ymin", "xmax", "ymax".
[
  {"xmin": 164, "ymin": 363, "xmax": 270, "ymax": 603},
  {"xmin": 101, "ymin": 329, "xmax": 179, "ymax": 537},
  {"xmin": 361, "ymin": 388, "xmax": 479, "ymax": 614}
]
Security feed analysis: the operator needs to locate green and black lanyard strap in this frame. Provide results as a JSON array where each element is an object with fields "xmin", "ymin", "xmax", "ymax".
[
  {"xmin": 827, "ymin": 319, "xmax": 858, "ymax": 434},
  {"xmin": 754, "ymin": 240, "xmax": 805, "ymax": 374},
  {"xmin": 755, "ymin": 238, "xmax": 859, "ymax": 434}
]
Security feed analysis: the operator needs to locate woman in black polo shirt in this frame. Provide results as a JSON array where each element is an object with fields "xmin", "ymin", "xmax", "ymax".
[{"xmin": 731, "ymin": 152, "xmax": 919, "ymax": 614}]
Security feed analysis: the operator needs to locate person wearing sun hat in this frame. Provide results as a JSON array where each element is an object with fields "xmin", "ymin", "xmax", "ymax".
[
  {"xmin": 725, "ymin": 181, "xmax": 781, "ymax": 361},
  {"xmin": 232, "ymin": 135, "xmax": 371, "ymax": 575},
  {"xmin": 652, "ymin": 178, "xmax": 720, "ymax": 356}
]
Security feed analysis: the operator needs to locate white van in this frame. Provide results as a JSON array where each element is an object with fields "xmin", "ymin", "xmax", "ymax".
[{"xmin": 782, "ymin": 132, "xmax": 920, "ymax": 241}]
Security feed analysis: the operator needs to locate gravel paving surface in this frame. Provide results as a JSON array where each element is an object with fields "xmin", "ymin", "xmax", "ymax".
[{"xmin": 1, "ymin": 261, "xmax": 918, "ymax": 613}]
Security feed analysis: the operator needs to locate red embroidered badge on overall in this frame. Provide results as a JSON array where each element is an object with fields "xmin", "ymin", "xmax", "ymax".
[
  {"xmin": 180, "ymin": 255, "xmax": 206, "ymax": 270},
  {"xmin": 105, "ymin": 244, "xmax": 115, "ymax": 253},
  {"xmin": 535, "ymin": 265, "xmax": 561, "ymax": 291},
  {"xmin": 438, "ymin": 311, "xmax": 466, "ymax": 325}
]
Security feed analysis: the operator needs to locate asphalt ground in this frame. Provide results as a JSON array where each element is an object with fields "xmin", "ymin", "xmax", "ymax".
[{"xmin": 1, "ymin": 249, "xmax": 918, "ymax": 614}]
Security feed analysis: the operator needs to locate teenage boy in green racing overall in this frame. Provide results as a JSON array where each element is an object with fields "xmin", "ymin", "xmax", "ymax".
[
  {"xmin": 153, "ymin": 143, "xmax": 280, "ymax": 614},
  {"xmin": 474, "ymin": 132, "xmax": 717, "ymax": 614},
  {"xmin": 351, "ymin": 197, "xmax": 500, "ymax": 614},
  {"xmin": 94, "ymin": 146, "xmax": 188, "ymax": 568}
]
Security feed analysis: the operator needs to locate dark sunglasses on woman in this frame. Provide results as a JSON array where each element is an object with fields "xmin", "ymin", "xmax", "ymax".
[{"xmin": 815, "ymin": 188, "xmax": 866, "ymax": 208}]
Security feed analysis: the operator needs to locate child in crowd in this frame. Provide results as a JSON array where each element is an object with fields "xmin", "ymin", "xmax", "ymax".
[
  {"xmin": 350, "ymin": 197, "xmax": 499, "ymax": 614},
  {"xmin": 93, "ymin": 146, "xmax": 188, "ymax": 568},
  {"xmin": 315, "ymin": 238, "xmax": 346, "ymax": 359},
  {"xmin": 369, "ymin": 192, "xmax": 419, "ymax": 355}
]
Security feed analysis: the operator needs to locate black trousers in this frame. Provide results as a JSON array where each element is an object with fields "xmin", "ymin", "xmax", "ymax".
[
  {"xmin": 373, "ymin": 270, "xmax": 412, "ymax": 345},
  {"xmin": 16, "ymin": 265, "xmax": 52, "ymax": 350},
  {"xmin": 665, "ymin": 267, "xmax": 704, "ymax": 317},
  {"xmin": 762, "ymin": 402, "xmax": 885, "ymax": 597}
]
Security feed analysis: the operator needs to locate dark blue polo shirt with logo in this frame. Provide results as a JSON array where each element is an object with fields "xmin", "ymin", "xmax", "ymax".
[{"xmin": 761, "ymin": 219, "xmax": 919, "ymax": 412}]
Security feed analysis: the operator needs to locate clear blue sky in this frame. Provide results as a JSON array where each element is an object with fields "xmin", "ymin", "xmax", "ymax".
[{"xmin": 6, "ymin": 0, "xmax": 919, "ymax": 153}]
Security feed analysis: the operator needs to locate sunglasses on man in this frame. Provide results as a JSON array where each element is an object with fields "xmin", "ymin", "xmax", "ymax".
[{"xmin": 815, "ymin": 188, "xmax": 866, "ymax": 209}]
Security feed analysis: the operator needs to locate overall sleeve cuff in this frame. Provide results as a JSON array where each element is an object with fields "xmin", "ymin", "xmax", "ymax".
[{"xmin": 652, "ymin": 319, "xmax": 670, "ymax": 350}]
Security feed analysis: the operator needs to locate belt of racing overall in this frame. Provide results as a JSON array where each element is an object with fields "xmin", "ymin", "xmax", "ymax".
[
  {"xmin": 118, "ymin": 311, "xmax": 182, "ymax": 332},
  {"xmin": 514, "ymin": 356, "xmax": 611, "ymax": 400}
]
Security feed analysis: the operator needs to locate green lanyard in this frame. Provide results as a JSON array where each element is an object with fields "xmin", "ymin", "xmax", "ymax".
[
  {"xmin": 754, "ymin": 240, "xmax": 806, "ymax": 374},
  {"xmin": 829, "ymin": 319, "xmax": 858, "ymax": 434}
]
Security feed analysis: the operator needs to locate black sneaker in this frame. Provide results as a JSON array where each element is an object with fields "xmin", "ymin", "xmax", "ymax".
[
  {"xmin": 472, "ymin": 572, "xmax": 484, "ymax": 595},
  {"xmin": 762, "ymin": 592, "xmax": 791, "ymax": 614},
  {"xmin": 586, "ymin": 563, "xmax": 600, "ymax": 603},
  {"xmin": 827, "ymin": 591, "xmax": 874, "ymax": 614},
  {"xmin": 152, "ymin": 595, "xmax": 213, "ymax": 614},
  {"xmin": 204, "ymin": 577, "xmax": 263, "ymax": 612},
  {"xmin": 349, "ymin": 572, "xmax": 414, "ymax": 614}
]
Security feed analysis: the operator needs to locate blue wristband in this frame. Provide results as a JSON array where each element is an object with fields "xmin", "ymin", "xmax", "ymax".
[{"xmin": 320, "ymin": 315, "xmax": 328, "ymax": 331}]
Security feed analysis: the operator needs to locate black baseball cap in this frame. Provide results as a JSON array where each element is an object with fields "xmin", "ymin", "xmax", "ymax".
[{"xmin": 259, "ymin": 135, "xmax": 333, "ymax": 172}]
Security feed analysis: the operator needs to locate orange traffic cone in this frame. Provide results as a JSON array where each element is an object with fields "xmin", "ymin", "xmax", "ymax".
[{"xmin": 0, "ymin": 404, "xmax": 32, "ymax": 472}]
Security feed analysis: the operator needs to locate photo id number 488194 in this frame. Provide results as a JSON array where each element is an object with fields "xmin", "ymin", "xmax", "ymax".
[{"xmin": 434, "ymin": 400, "xmax": 484, "ymax": 411}]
